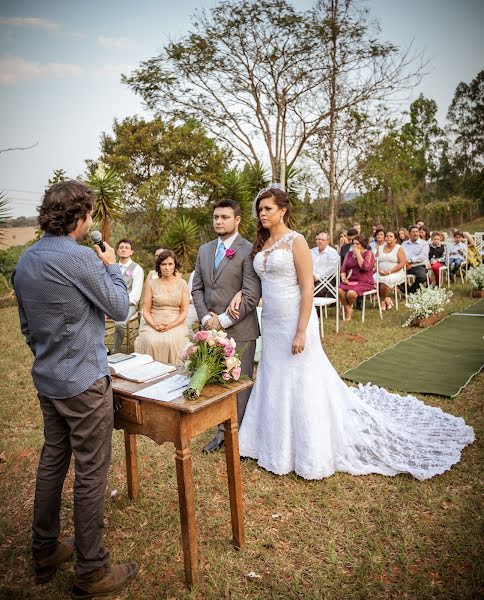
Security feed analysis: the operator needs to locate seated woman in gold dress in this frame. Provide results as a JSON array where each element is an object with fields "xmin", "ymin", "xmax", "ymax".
[{"xmin": 134, "ymin": 250, "xmax": 189, "ymax": 364}]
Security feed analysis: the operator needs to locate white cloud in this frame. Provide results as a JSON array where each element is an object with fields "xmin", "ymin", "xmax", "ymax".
[
  {"xmin": 98, "ymin": 35, "xmax": 138, "ymax": 49},
  {"xmin": 0, "ymin": 54, "xmax": 133, "ymax": 84},
  {"xmin": 0, "ymin": 55, "xmax": 83, "ymax": 84},
  {"xmin": 0, "ymin": 17, "xmax": 60, "ymax": 30}
]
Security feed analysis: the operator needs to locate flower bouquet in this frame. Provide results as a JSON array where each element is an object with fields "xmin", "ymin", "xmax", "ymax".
[
  {"xmin": 181, "ymin": 329, "xmax": 242, "ymax": 400},
  {"xmin": 403, "ymin": 285, "xmax": 453, "ymax": 327}
]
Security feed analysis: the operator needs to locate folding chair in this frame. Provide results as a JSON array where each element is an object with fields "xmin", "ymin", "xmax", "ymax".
[
  {"xmin": 105, "ymin": 311, "xmax": 140, "ymax": 353},
  {"xmin": 313, "ymin": 268, "xmax": 339, "ymax": 338},
  {"xmin": 475, "ymin": 232, "xmax": 484, "ymax": 263},
  {"xmin": 375, "ymin": 258, "xmax": 405, "ymax": 315}
]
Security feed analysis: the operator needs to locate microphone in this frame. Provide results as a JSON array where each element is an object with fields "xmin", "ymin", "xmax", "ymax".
[{"xmin": 90, "ymin": 230, "xmax": 106, "ymax": 252}]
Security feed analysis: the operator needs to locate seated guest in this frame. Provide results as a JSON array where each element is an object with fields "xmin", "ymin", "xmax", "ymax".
[
  {"xmin": 340, "ymin": 228, "xmax": 358, "ymax": 263},
  {"xmin": 428, "ymin": 231, "xmax": 447, "ymax": 285},
  {"xmin": 370, "ymin": 228, "xmax": 385, "ymax": 255},
  {"xmin": 374, "ymin": 231, "xmax": 406, "ymax": 310},
  {"xmin": 135, "ymin": 250, "xmax": 189, "ymax": 363},
  {"xmin": 463, "ymin": 232, "xmax": 481, "ymax": 268},
  {"xmin": 416, "ymin": 219, "xmax": 425, "ymax": 230},
  {"xmin": 419, "ymin": 226, "xmax": 430, "ymax": 242},
  {"xmin": 338, "ymin": 234, "xmax": 375, "ymax": 320},
  {"xmin": 352, "ymin": 221, "xmax": 362, "ymax": 234},
  {"xmin": 400, "ymin": 225, "xmax": 429, "ymax": 294},
  {"xmin": 337, "ymin": 230, "xmax": 348, "ymax": 254},
  {"xmin": 311, "ymin": 231, "xmax": 339, "ymax": 296},
  {"xmin": 448, "ymin": 231, "xmax": 467, "ymax": 281},
  {"xmin": 112, "ymin": 239, "xmax": 144, "ymax": 354},
  {"xmin": 147, "ymin": 246, "xmax": 167, "ymax": 281},
  {"xmin": 370, "ymin": 222, "xmax": 383, "ymax": 243},
  {"xmin": 397, "ymin": 227, "xmax": 409, "ymax": 243}
]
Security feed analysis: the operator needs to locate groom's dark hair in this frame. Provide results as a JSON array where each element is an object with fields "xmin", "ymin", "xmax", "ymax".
[{"xmin": 212, "ymin": 199, "xmax": 241, "ymax": 217}]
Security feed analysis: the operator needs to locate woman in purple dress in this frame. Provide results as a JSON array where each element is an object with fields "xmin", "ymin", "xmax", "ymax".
[{"xmin": 338, "ymin": 234, "xmax": 375, "ymax": 320}]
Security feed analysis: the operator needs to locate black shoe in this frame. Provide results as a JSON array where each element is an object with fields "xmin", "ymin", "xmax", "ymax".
[{"xmin": 202, "ymin": 433, "xmax": 225, "ymax": 454}]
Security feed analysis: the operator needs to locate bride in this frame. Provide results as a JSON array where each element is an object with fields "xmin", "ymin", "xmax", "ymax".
[{"xmin": 228, "ymin": 186, "xmax": 474, "ymax": 481}]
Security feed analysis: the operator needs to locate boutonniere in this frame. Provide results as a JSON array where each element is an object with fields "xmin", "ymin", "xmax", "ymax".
[{"xmin": 225, "ymin": 248, "xmax": 237, "ymax": 259}]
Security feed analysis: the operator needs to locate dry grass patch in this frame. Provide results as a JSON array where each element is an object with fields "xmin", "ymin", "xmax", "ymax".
[{"xmin": 0, "ymin": 286, "xmax": 482, "ymax": 599}]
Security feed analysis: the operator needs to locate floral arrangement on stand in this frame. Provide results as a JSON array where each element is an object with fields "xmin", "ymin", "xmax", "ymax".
[
  {"xmin": 181, "ymin": 329, "xmax": 242, "ymax": 400},
  {"xmin": 403, "ymin": 285, "xmax": 453, "ymax": 327},
  {"xmin": 466, "ymin": 264, "xmax": 484, "ymax": 296}
]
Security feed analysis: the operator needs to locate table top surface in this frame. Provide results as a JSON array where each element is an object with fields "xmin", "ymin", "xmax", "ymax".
[{"xmin": 112, "ymin": 370, "xmax": 253, "ymax": 414}]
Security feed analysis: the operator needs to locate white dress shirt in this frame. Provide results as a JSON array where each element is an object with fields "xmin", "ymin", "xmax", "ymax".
[
  {"xmin": 311, "ymin": 245, "xmax": 339, "ymax": 280},
  {"xmin": 118, "ymin": 257, "xmax": 144, "ymax": 306},
  {"xmin": 202, "ymin": 231, "xmax": 240, "ymax": 329},
  {"xmin": 402, "ymin": 238, "xmax": 429, "ymax": 266}
]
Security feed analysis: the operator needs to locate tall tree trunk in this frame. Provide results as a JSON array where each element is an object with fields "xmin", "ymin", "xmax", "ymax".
[{"xmin": 327, "ymin": 0, "xmax": 338, "ymax": 241}]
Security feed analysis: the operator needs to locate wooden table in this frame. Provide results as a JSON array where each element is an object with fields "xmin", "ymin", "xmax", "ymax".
[{"xmin": 112, "ymin": 374, "xmax": 253, "ymax": 588}]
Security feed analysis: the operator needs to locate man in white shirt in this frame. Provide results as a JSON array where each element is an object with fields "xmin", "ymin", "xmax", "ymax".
[
  {"xmin": 112, "ymin": 239, "xmax": 144, "ymax": 353},
  {"xmin": 311, "ymin": 232, "xmax": 339, "ymax": 296},
  {"xmin": 400, "ymin": 225, "xmax": 429, "ymax": 294}
]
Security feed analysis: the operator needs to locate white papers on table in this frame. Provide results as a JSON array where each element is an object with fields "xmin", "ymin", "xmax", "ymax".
[
  {"xmin": 133, "ymin": 374, "xmax": 190, "ymax": 402},
  {"xmin": 110, "ymin": 353, "xmax": 176, "ymax": 383}
]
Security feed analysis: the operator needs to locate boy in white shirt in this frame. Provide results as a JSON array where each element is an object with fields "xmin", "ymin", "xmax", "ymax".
[{"xmin": 448, "ymin": 231, "xmax": 467, "ymax": 281}]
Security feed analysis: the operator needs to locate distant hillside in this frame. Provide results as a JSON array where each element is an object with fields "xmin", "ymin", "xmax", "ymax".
[
  {"xmin": 5, "ymin": 216, "xmax": 37, "ymax": 228},
  {"xmin": 1, "ymin": 227, "xmax": 37, "ymax": 248}
]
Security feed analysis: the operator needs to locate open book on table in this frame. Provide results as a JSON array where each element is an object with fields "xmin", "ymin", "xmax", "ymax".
[{"xmin": 109, "ymin": 353, "xmax": 176, "ymax": 383}]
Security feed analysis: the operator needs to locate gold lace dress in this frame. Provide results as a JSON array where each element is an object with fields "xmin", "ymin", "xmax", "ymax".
[{"xmin": 134, "ymin": 277, "xmax": 189, "ymax": 364}]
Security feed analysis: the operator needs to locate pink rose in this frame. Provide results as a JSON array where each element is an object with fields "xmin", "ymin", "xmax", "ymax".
[
  {"xmin": 224, "ymin": 345, "xmax": 235, "ymax": 357},
  {"xmin": 188, "ymin": 345, "xmax": 198, "ymax": 356},
  {"xmin": 222, "ymin": 372, "xmax": 231, "ymax": 381},
  {"xmin": 225, "ymin": 248, "xmax": 237, "ymax": 259},
  {"xmin": 194, "ymin": 330, "xmax": 210, "ymax": 342},
  {"xmin": 216, "ymin": 337, "xmax": 229, "ymax": 347},
  {"xmin": 231, "ymin": 367, "xmax": 241, "ymax": 381}
]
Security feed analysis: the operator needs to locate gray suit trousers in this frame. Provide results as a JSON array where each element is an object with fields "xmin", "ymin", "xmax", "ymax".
[{"xmin": 33, "ymin": 377, "xmax": 113, "ymax": 575}]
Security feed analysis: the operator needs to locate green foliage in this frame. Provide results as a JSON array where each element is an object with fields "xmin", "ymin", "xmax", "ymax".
[
  {"xmin": 0, "ymin": 244, "xmax": 24, "ymax": 280},
  {"xmin": 0, "ymin": 191, "xmax": 12, "ymax": 244},
  {"xmin": 85, "ymin": 165, "xmax": 123, "ymax": 244},
  {"xmin": 162, "ymin": 215, "xmax": 200, "ymax": 272},
  {"xmin": 47, "ymin": 169, "xmax": 67, "ymax": 187},
  {"xmin": 0, "ymin": 272, "xmax": 11, "ymax": 296}
]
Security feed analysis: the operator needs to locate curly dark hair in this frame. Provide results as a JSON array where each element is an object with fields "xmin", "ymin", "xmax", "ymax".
[
  {"xmin": 38, "ymin": 180, "xmax": 96, "ymax": 236},
  {"xmin": 155, "ymin": 250, "xmax": 180, "ymax": 277},
  {"xmin": 252, "ymin": 188, "xmax": 291, "ymax": 256}
]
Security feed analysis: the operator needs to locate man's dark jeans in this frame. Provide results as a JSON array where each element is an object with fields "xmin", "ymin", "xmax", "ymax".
[
  {"xmin": 33, "ymin": 377, "xmax": 113, "ymax": 575},
  {"xmin": 402, "ymin": 264, "xmax": 427, "ymax": 294}
]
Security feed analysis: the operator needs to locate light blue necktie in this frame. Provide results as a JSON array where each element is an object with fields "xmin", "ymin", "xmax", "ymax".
[{"xmin": 214, "ymin": 242, "xmax": 225, "ymax": 272}]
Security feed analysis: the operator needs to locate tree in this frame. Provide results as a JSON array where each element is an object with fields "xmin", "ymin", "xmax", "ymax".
[
  {"xmin": 447, "ymin": 70, "xmax": 484, "ymax": 198},
  {"xmin": 163, "ymin": 215, "xmax": 200, "ymax": 272},
  {"xmin": 47, "ymin": 169, "xmax": 67, "ymax": 187},
  {"xmin": 85, "ymin": 165, "xmax": 123, "ymax": 244},
  {"xmin": 121, "ymin": 0, "xmax": 329, "ymax": 179},
  {"xmin": 400, "ymin": 94, "xmax": 442, "ymax": 186},
  {"xmin": 310, "ymin": 0, "xmax": 424, "ymax": 237},
  {"xmin": 93, "ymin": 116, "xmax": 228, "ymax": 211}
]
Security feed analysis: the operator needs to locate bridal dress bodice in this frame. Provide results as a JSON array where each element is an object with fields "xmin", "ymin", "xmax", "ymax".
[{"xmin": 238, "ymin": 231, "xmax": 474, "ymax": 481}]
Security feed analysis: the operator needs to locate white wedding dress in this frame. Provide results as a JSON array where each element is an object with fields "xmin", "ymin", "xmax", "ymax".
[{"xmin": 238, "ymin": 232, "xmax": 475, "ymax": 480}]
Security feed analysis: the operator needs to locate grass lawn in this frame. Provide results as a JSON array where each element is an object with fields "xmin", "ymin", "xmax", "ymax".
[{"xmin": 0, "ymin": 285, "xmax": 482, "ymax": 599}]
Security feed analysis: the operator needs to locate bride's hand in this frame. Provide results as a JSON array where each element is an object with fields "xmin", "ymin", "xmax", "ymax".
[
  {"xmin": 292, "ymin": 331, "xmax": 306, "ymax": 355},
  {"xmin": 227, "ymin": 290, "xmax": 243, "ymax": 319}
]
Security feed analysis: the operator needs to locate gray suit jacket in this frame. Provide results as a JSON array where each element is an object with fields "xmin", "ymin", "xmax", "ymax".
[{"xmin": 191, "ymin": 234, "xmax": 261, "ymax": 342}]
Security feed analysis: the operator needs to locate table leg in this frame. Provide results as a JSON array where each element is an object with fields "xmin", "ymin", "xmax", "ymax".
[
  {"xmin": 175, "ymin": 444, "xmax": 198, "ymax": 588},
  {"xmin": 224, "ymin": 409, "xmax": 245, "ymax": 550},
  {"xmin": 124, "ymin": 432, "xmax": 138, "ymax": 500}
]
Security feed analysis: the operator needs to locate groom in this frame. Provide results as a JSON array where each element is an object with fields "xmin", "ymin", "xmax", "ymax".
[{"xmin": 192, "ymin": 199, "xmax": 261, "ymax": 452}]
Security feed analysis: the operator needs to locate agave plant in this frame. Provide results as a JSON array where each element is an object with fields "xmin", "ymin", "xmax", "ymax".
[
  {"xmin": 163, "ymin": 214, "xmax": 200, "ymax": 272},
  {"xmin": 0, "ymin": 191, "xmax": 11, "ymax": 245},
  {"xmin": 85, "ymin": 165, "xmax": 123, "ymax": 243}
]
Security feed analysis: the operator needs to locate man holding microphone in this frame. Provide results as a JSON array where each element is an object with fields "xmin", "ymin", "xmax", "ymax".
[{"xmin": 13, "ymin": 180, "xmax": 139, "ymax": 598}]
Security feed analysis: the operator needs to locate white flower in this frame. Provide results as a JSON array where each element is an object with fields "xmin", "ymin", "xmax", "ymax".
[
  {"xmin": 229, "ymin": 337, "xmax": 236, "ymax": 349},
  {"xmin": 403, "ymin": 284, "xmax": 453, "ymax": 327},
  {"xmin": 466, "ymin": 265, "xmax": 484, "ymax": 290}
]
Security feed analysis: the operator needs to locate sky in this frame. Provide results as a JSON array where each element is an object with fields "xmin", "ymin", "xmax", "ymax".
[{"xmin": 0, "ymin": 0, "xmax": 483, "ymax": 217}]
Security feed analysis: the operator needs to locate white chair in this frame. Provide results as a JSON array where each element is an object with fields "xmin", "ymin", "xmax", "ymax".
[
  {"xmin": 447, "ymin": 238, "xmax": 468, "ymax": 283},
  {"xmin": 313, "ymin": 268, "xmax": 339, "ymax": 338},
  {"xmin": 475, "ymin": 232, "xmax": 484, "ymax": 263},
  {"xmin": 375, "ymin": 259, "xmax": 406, "ymax": 315}
]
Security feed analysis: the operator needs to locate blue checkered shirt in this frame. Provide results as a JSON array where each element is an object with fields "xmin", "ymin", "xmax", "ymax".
[{"xmin": 13, "ymin": 234, "xmax": 129, "ymax": 399}]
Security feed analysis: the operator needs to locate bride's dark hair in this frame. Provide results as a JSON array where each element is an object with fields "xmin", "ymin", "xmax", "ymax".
[{"xmin": 252, "ymin": 188, "xmax": 291, "ymax": 256}]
